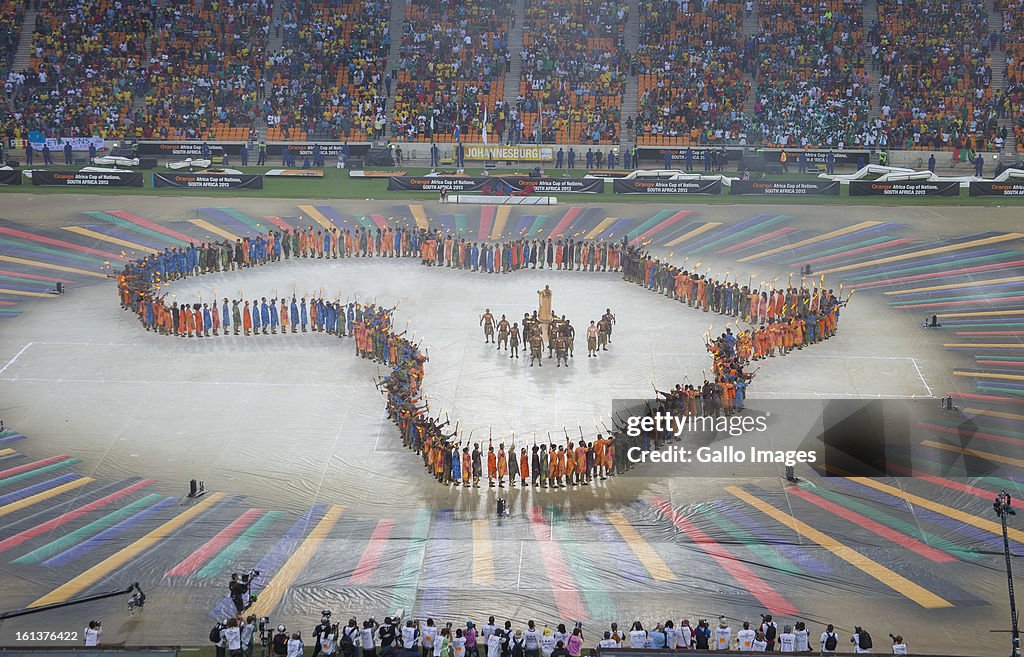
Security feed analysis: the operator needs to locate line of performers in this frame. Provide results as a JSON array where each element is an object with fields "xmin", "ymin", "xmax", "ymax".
[{"xmin": 419, "ymin": 231, "xmax": 624, "ymax": 273}]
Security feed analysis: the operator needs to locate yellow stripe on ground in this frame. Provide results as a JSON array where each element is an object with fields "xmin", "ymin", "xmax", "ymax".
[
  {"xmin": 738, "ymin": 221, "xmax": 883, "ymax": 263},
  {"xmin": 188, "ymin": 219, "xmax": 239, "ymax": 242},
  {"xmin": 62, "ymin": 226, "xmax": 157, "ymax": 254},
  {"xmin": 954, "ymin": 371, "xmax": 1024, "ymax": 382},
  {"xmin": 938, "ymin": 310, "xmax": 1024, "ymax": 318},
  {"xmin": 410, "ymin": 204, "xmax": 430, "ymax": 230},
  {"xmin": 0, "ymin": 288, "xmax": 59, "ymax": 298},
  {"xmin": 29, "ymin": 492, "xmax": 225, "ymax": 606},
  {"xmin": 820, "ymin": 233, "xmax": 1024, "ymax": 275},
  {"xmin": 472, "ymin": 519, "xmax": 495, "ymax": 585},
  {"xmin": 726, "ymin": 486, "xmax": 953, "ymax": 608},
  {"xmin": 884, "ymin": 275, "xmax": 1024, "ymax": 296},
  {"xmin": 297, "ymin": 205, "xmax": 336, "ymax": 231},
  {"xmin": 249, "ymin": 504, "xmax": 345, "ymax": 616},
  {"xmin": 0, "ymin": 255, "xmax": 107, "ymax": 279},
  {"xmin": 664, "ymin": 222, "xmax": 721, "ymax": 248},
  {"xmin": 606, "ymin": 512, "xmax": 675, "ymax": 581},
  {"xmin": 962, "ymin": 407, "xmax": 1024, "ymax": 421},
  {"xmin": 490, "ymin": 207, "xmax": 511, "ymax": 240},
  {"xmin": 848, "ymin": 478, "xmax": 1024, "ymax": 544},
  {"xmin": 0, "ymin": 449, "xmax": 15, "ymax": 457},
  {"xmin": 0, "ymin": 477, "xmax": 94, "ymax": 519},
  {"xmin": 922, "ymin": 440, "xmax": 1024, "ymax": 469},
  {"xmin": 585, "ymin": 217, "xmax": 618, "ymax": 240},
  {"xmin": 944, "ymin": 343, "xmax": 1024, "ymax": 349}
]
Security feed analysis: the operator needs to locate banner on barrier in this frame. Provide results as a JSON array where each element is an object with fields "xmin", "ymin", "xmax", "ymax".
[
  {"xmin": 464, "ymin": 145, "xmax": 554, "ymax": 162},
  {"xmin": 762, "ymin": 150, "xmax": 869, "ymax": 165},
  {"xmin": 152, "ymin": 172, "xmax": 264, "ymax": 190},
  {"xmin": 969, "ymin": 181, "xmax": 1024, "ymax": 197},
  {"xmin": 729, "ymin": 180, "xmax": 840, "ymax": 195},
  {"xmin": 849, "ymin": 180, "xmax": 960, "ymax": 196},
  {"xmin": 613, "ymin": 178, "xmax": 722, "ymax": 194},
  {"xmin": 388, "ymin": 175, "xmax": 603, "ymax": 193},
  {"xmin": 31, "ymin": 170, "xmax": 143, "ymax": 187},
  {"xmin": 27, "ymin": 133, "xmax": 106, "ymax": 152},
  {"xmin": 269, "ymin": 143, "xmax": 371, "ymax": 157},
  {"xmin": 636, "ymin": 147, "xmax": 740, "ymax": 165},
  {"xmin": 137, "ymin": 142, "xmax": 241, "ymax": 157},
  {"xmin": 0, "ymin": 169, "xmax": 22, "ymax": 185}
]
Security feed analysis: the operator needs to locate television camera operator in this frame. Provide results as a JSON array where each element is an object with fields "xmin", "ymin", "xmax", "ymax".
[{"xmin": 229, "ymin": 569, "xmax": 260, "ymax": 615}]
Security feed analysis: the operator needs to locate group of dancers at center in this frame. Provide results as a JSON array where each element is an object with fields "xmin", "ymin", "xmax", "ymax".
[{"xmin": 479, "ymin": 307, "xmax": 617, "ymax": 366}]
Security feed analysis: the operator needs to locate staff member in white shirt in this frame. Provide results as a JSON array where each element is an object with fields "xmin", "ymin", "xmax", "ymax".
[
  {"xmin": 889, "ymin": 634, "xmax": 907, "ymax": 655},
  {"xmin": 627, "ymin": 622, "xmax": 647, "ymax": 649},
  {"xmin": 524, "ymin": 621, "xmax": 541, "ymax": 657},
  {"xmin": 778, "ymin": 625, "xmax": 796, "ymax": 653},
  {"xmin": 401, "ymin": 620, "xmax": 420, "ymax": 657},
  {"xmin": 736, "ymin": 622, "xmax": 756, "ymax": 652},
  {"xmin": 820, "ymin": 625, "xmax": 840, "ymax": 654},
  {"xmin": 84, "ymin": 621, "xmax": 102, "ymax": 647}
]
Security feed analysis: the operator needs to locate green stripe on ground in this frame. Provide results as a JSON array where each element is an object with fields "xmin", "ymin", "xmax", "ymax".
[
  {"xmin": 529, "ymin": 215, "xmax": 549, "ymax": 237},
  {"xmin": 353, "ymin": 215, "xmax": 373, "ymax": 229},
  {"xmin": 908, "ymin": 454, "xmax": 1024, "ymax": 496},
  {"xmin": 550, "ymin": 506, "xmax": 617, "ymax": 621},
  {"xmin": 626, "ymin": 210, "xmax": 673, "ymax": 242},
  {"xmin": 0, "ymin": 274, "xmax": 63, "ymax": 288},
  {"xmin": 0, "ymin": 458, "xmax": 80, "ymax": 489},
  {"xmin": 926, "ymin": 417, "xmax": 1024, "ymax": 439},
  {"xmin": 86, "ymin": 211, "xmax": 190, "ymax": 247},
  {"xmin": 978, "ymin": 385, "xmax": 1024, "ymax": 397},
  {"xmin": 782, "ymin": 235, "xmax": 896, "ymax": 266},
  {"xmin": 843, "ymin": 252, "xmax": 1016, "ymax": 283},
  {"xmin": 691, "ymin": 215, "xmax": 791, "ymax": 254},
  {"xmin": 196, "ymin": 511, "xmax": 283, "ymax": 578},
  {"xmin": 889, "ymin": 290, "xmax": 1024, "ymax": 305},
  {"xmin": 219, "ymin": 207, "xmax": 266, "ymax": 232},
  {"xmin": 12, "ymin": 493, "xmax": 164, "ymax": 565},
  {"xmin": 0, "ymin": 238, "xmax": 104, "ymax": 266},
  {"xmin": 695, "ymin": 503, "xmax": 804, "ymax": 574},
  {"xmin": 389, "ymin": 508, "xmax": 432, "ymax": 615},
  {"xmin": 801, "ymin": 483, "xmax": 980, "ymax": 560},
  {"xmin": 454, "ymin": 215, "xmax": 468, "ymax": 237},
  {"xmin": 976, "ymin": 354, "xmax": 1024, "ymax": 360}
]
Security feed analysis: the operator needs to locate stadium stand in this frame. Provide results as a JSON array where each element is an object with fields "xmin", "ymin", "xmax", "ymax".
[
  {"xmin": 751, "ymin": 0, "xmax": 874, "ymax": 149},
  {"xmin": 634, "ymin": 0, "xmax": 750, "ymax": 146},
  {"xmin": 2, "ymin": 0, "xmax": 151, "ymax": 141},
  {"xmin": 517, "ymin": 0, "xmax": 627, "ymax": 144},
  {"xmin": 998, "ymin": 0, "xmax": 1024, "ymax": 152},
  {"xmin": 265, "ymin": 0, "xmax": 391, "ymax": 142},
  {"xmin": 141, "ymin": 0, "xmax": 270, "ymax": 141},
  {"xmin": 0, "ymin": 0, "xmax": 22, "ymax": 74},
  {"xmin": 870, "ymin": 0, "xmax": 998, "ymax": 151},
  {"xmin": 390, "ymin": 0, "xmax": 507, "ymax": 143}
]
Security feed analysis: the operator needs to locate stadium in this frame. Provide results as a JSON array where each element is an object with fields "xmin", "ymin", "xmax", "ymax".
[{"xmin": 0, "ymin": 0, "xmax": 1023, "ymax": 656}]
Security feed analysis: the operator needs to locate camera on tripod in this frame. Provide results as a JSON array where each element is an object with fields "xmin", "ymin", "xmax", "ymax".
[
  {"xmin": 321, "ymin": 610, "xmax": 333, "ymax": 624},
  {"xmin": 241, "ymin": 568, "xmax": 261, "ymax": 585},
  {"xmin": 259, "ymin": 617, "xmax": 273, "ymax": 646}
]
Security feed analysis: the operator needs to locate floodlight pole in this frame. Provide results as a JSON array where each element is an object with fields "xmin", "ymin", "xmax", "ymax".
[{"xmin": 994, "ymin": 490, "xmax": 1021, "ymax": 657}]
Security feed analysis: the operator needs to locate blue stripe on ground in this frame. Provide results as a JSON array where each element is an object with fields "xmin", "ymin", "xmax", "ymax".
[
  {"xmin": 685, "ymin": 213, "xmax": 772, "ymax": 252},
  {"xmin": 894, "ymin": 281, "xmax": 1024, "ymax": 298},
  {"xmin": 80, "ymin": 224, "xmax": 170, "ymax": 250},
  {"xmin": 842, "ymin": 248, "xmax": 1010, "ymax": 280},
  {"xmin": 0, "ymin": 434, "xmax": 25, "ymax": 445},
  {"xmin": 436, "ymin": 215, "xmax": 455, "ymax": 235},
  {"xmin": 211, "ymin": 503, "xmax": 328, "ymax": 619},
  {"xmin": 828, "ymin": 478, "xmax": 1008, "ymax": 551},
  {"xmin": 420, "ymin": 508, "xmax": 453, "ymax": 616},
  {"xmin": 41, "ymin": 497, "xmax": 177, "ymax": 567},
  {"xmin": 0, "ymin": 245, "xmax": 103, "ymax": 269},
  {"xmin": 198, "ymin": 208, "xmax": 258, "ymax": 236},
  {"xmin": 0, "ymin": 282, "xmax": 52, "ymax": 293},
  {"xmin": 514, "ymin": 215, "xmax": 536, "ymax": 237},
  {"xmin": 759, "ymin": 223, "xmax": 897, "ymax": 260},
  {"xmin": 710, "ymin": 502, "xmax": 832, "ymax": 575},
  {"xmin": 314, "ymin": 205, "xmax": 349, "ymax": 229},
  {"xmin": 605, "ymin": 218, "xmax": 636, "ymax": 239},
  {"xmin": 584, "ymin": 512, "xmax": 649, "ymax": 584},
  {"xmin": 0, "ymin": 473, "xmax": 81, "ymax": 506}
]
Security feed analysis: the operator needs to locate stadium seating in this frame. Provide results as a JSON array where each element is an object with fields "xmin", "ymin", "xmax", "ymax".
[
  {"xmin": 871, "ymin": 0, "xmax": 997, "ymax": 151},
  {"xmin": 635, "ymin": 0, "xmax": 750, "ymax": 146},
  {"xmin": 751, "ymin": 0, "xmax": 874, "ymax": 149},
  {"xmin": 518, "ymin": 0, "xmax": 627, "ymax": 144},
  {"xmin": 390, "ymin": 0, "xmax": 506, "ymax": 143},
  {"xmin": 998, "ymin": 0, "xmax": 1024, "ymax": 152},
  {"xmin": 0, "ymin": 0, "xmax": 21, "ymax": 74}
]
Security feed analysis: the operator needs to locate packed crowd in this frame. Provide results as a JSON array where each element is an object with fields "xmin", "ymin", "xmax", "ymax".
[
  {"xmin": 0, "ymin": 0, "xmax": 22, "ymax": 73},
  {"xmin": 217, "ymin": 612, "xmax": 903, "ymax": 657},
  {"xmin": 998, "ymin": 0, "xmax": 1024, "ymax": 152},
  {"xmin": 265, "ymin": 0, "xmax": 391, "ymax": 141},
  {"xmin": 518, "ymin": 0, "xmax": 627, "ymax": 144},
  {"xmin": 391, "ymin": 0, "xmax": 506, "ymax": 142},
  {"xmin": 871, "ymin": 0, "xmax": 998, "ymax": 151},
  {"xmin": 635, "ymin": 0, "xmax": 750, "ymax": 146},
  {"xmin": 750, "ymin": 0, "xmax": 874, "ymax": 149}
]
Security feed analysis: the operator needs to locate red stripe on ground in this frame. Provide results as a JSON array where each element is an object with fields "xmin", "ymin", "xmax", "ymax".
[
  {"xmin": 548, "ymin": 207, "xmax": 582, "ymax": 239},
  {"xmin": 0, "ymin": 270, "xmax": 73, "ymax": 283},
  {"xmin": 635, "ymin": 211, "xmax": 692, "ymax": 246},
  {"xmin": 370, "ymin": 214, "xmax": 390, "ymax": 230},
  {"xmin": 854, "ymin": 260, "xmax": 1024, "ymax": 289},
  {"xmin": 478, "ymin": 206, "xmax": 495, "ymax": 240},
  {"xmin": 789, "ymin": 488, "xmax": 957, "ymax": 563},
  {"xmin": 0, "ymin": 479, "xmax": 155, "ymax": 554},
  {"xmin": 0, "ymin": 455, "xmax": 71, "ymax": 479},
  {"xmin": 918, "ymin": 422, "xmax": 1024, "ymax": 447},
  {"xmin": 957, "ymin": 332, "xmax": 1024, "ymax": 337},
  {"xmin": 651, "ymin": 498, "xmax": 798, "ymax": 615},
  {"xmin": 528, "ymin": 506, "xmax": 586, "ymax": 620},
  {"xmin": 265, "ymin": 216, "xmax": 292, "ymax": 230},
  {"xmin": 976, "ymin": 360, "xmax": 1024, "ymax": 367},
  {"xmin": 799, "ymin": 237, "xmax": 917, "ymax": 265},
  {"xmin": 0, "ymin": 227, "xmax": 123, "ymax": 260},
  {"xmin": 107, "ymin": 210, "xmax": 196, "ymax": 243},
  {"xmin": 892, "ymin": 295, "xmax": 1024, "ymax": 310},
  {"xmin": 349, "ymin": 519, "xmax": 396, "ymax": 584},
  {"xmin": 884, "ymin": 463, "xmax": 995, "ymax": 500},
  {"xmin": 717, "ymin": 227, "xmax": 798, "ymax": 254},
  {"xmin": 165, "ymin": 509, "xmax": 264, "ymax": 576},
  {"xmin": 0, "ymin": 301, "xmax": 16, "ymax": 306}
]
